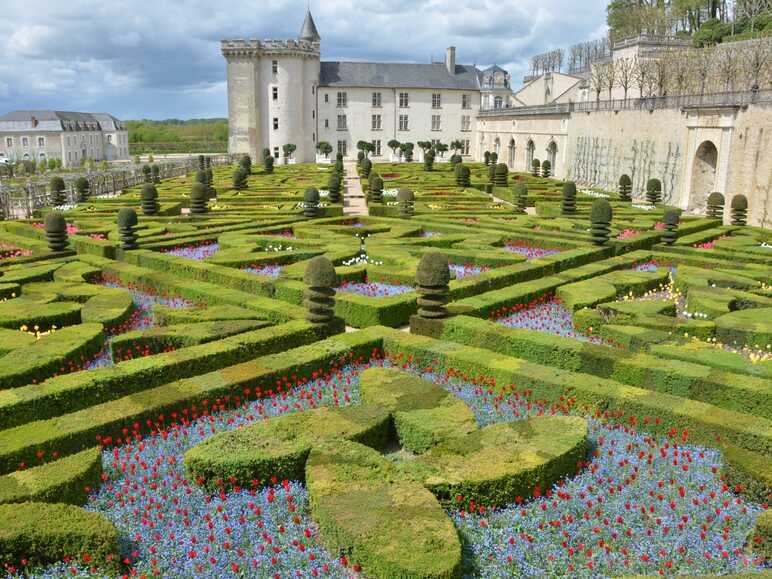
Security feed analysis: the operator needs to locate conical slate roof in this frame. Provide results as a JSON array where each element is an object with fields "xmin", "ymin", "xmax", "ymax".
[{"xmin": 299, "ymin": 11, "xmax": 320, "ymax": 42}]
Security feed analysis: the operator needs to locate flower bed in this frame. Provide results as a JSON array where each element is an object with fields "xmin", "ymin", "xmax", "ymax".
[
  {"xmin": 504, "ymin": 240, "xmax": 561, "ymax": 260},
  {"xmin": 241, "ymin": 264, "xmax": 283, "ymax": 279},
  {"xmin": 161, "ymin": 242, "xmax": 220, "ymax": 261},
  {"xmin": 449, "ymin": 263, "xmax": 490, "ymax": 280},
  {"xmin": 338, "ymin": 279, "xmax": 413, "ymax": 298},
  {"xmin": 495, "ymin": 295, "xmax": 601, "ymax": 343}
]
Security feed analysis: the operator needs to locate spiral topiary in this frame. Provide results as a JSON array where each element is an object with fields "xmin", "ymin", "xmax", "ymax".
[
  {"xmin": 458, "ymin": 166, "xmax": 471, "ymax": 188},
  {"xmin": 415, "ymin": 251, "xmax": 451, "ymax": 320},
  {"xmin": 488, "ymin": 163, "xmax": 496, "ymax": 184},
  {"xmin": 661, "ymin": 206, "xmax": 680, "ymax": 245},
  {"xmin": 561, "ymin": 181, "xmax": 577, "ymax": 215},
  {"xmin": 369, "ymin": 174, "xmax": 384, "ymax": 204},
  {"xmin": 196, "ymin": 170, "xmax": 207, "ymax": 186},
  {"xmin": 618, "ymin": 174, "xmax": 632, "ymax": 202},
  {"xmin": 232, "ymin": 167, "xmax": 248, "ymax": 191},
  {"xmin": 646, "ymin": 178, "xmax": 662, "ymax": 205},
  {"xmin": 423, "ymin": 150, "xmax": 435, "ymax": 172},
  {"xmin": 303, "ymin": 256, "xmax": 337, "ymax": 325},
  {"xmin": 151, "ymin": 164, "xmax": 160, "ymax": 184},
  {"xmin": 189, "ymin": 183, "xmax": 208, "ymax": 214},
  {"xmin": 74, "ymin": 177, "xmax": 90, "ymax": 203},
  {"xmin": 44, "ymin": 211, "xmax": 68, "ymax": 252},
  {"xmin": 541, "ymin": 159, "xmax": 551, "ymax": 178},
  {"xmin": 140, "ymin": 184, "xmax": 160, "ymax": 215},
  {"xmin": 327, "ymin": 172, "xmax": 342, "ymax": 204},
  {"xmin": 706, "ymin": 192, "xmax": 725, "ymax": 220},
  {"xmin": 397, "ymin": 188, "xmax": 415, "ymax": 218},
  {"xmin": 494, "ymin": 163, "xmax": 508, "ymax": 187},
  {"xmin": 361, "ymin": 158, "xmax": 372, "ymax": 179},
  {"xmin": 531, "ymin": 158, "xmax": 540, "ymax": 177},
  {"xmin": 239, "ymin": 154, "xmax": 252, "ymax": 174},
  {"xmin": 49, "ymin": 177, "xmax": 66, "ymax": 206},
  {"xmin": 303, "ymin": 188, "xmax": 322, "ymax": 218},
  {"xmin": 514, "ymin": 181, "xmax": 528, "ymax": 213},
  {"xmin": 206, "ymin": 167, "xmax": 214, "ymax": 196},
  {"xmin": 198, "ymin": 154, "xmax": 206, "ymax": 171},
  {"xmin": 490, "ymin": 152, "xmax": 498, "ymax": 165},
  {"xmin": 263, "ymin": 155, "xmax": 274, "ymax": 174},
  {"xmin": 590, "ymin": 199, "xmax": 612, "ymax": 245},
  {"xmin": 117, "ymin": 208, "xmax": 139, "ymax": 250},
  {"xmin": 730, "ymin": 194, "xmax": 748, "ymax": 226}
]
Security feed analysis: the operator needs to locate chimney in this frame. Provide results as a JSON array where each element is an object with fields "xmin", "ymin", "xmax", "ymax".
[{"xmin": 446, "ymin": 46, "xmax": 456, "ymax": 75}]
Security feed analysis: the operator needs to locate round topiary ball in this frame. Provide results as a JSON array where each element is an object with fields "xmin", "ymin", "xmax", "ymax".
[
  {"xmin": 416, "ymin": 251, "xmax": 451, "ymax": 287},
  {"xmin": 304, "ymin": 255, "xmax": 338, "ymax": 288},
  {"xmin": 303, "ymin": 188, "xmax": 321, "ymax": 218},
  {"xmin": 117, "ymin": 207, "xmax": 138, "ymax": 228},
  {"xmin": 44, "ymin": 211, "xmax": 68, "ymax": 252}
]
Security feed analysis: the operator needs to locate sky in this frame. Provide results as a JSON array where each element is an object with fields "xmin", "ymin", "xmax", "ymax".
[{"xmin": 0, "ymin": 0, "xmax": 609, "ymax": 121}]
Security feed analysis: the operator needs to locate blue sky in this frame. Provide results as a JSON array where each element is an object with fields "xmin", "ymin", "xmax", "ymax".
[{"xmin": 0, "ymin": 0, "xmax": 609, "ymax": 120}]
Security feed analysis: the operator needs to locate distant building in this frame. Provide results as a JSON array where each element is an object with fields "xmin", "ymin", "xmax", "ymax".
[{"xmin": 0, "ymin": 110, "xmax": 129, "ymax": 167}]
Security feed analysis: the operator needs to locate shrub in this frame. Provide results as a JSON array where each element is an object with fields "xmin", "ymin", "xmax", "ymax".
[
  {"xmin": 151, "ymin": 164, "xmax": 160, "ymax": 183},
  {"xmin": 141, "ymin": 164, "xmax": 152, "ymax": 183},
  {"xmin": 357, "ymin": 151, "xmax": 365, "ymax": 167},
  {"xmin": 361, "ymin": 158, "xmax": 372, "ymax": 178},
  {"xmin": 484, "ymin": 151, "xmax": 491, "ymax": 166},
  {"xmin": 706, "ymin": 192, "xmax": 724, "ymax": 219},
  {"xmin": 49, "ymin": 177, "xmax": 66, "ymax": 206},
  {"xmin": 262, "ymin": 148, "xmax": 271, "ymax": 162},
  {"xmin": 646, "ymin": 178, "xmax": 662, "ymax": 205},
  {"xmin": 74, "ymin": 177, "xmax": 89, "ymax": 203},
  {"xmin": 423, "ymin": 150, "xmax": 435, "ymax": 171},
  {"xmin": 561, "ymin": 181, "xmax": 577, "ymax": 215},
  {"xmin": 327, "ymin": 172, "xmax": 341, "ymax": 203},
  {"xmin": 454, "ymin": 163, "xmax": 466, "ymax": 187},
  {"xmin": 334, "ymin": 159, "xmax": 344, "ymax": 175},
  {"xmin": 450, "ymin": 153, "xmax": 462, "ymax": 166},
  {"xmin": 531, "ymin": 158, "xmax": 541, "ymax": 177},
  {"xmin": 263, "ymin": 155, "xmax": 274, "ymax": 174},
  {"xmin": 283, "ymin": 144, "xmax": 297, "ymax": 159},
  {"xmin": 415, "ymin": 252, "xmax": 450, "ymax": 319},
  {"xmin": 494, "ymin": 163, "xmax": 508, "ymax": 187},
  {"xmin": 618, "ymin": 174, "xmax": 632, "ymax": 201},
  {"xmin": 490, "ymin": 152, "xmax": 498, "ymax": 165},
  {"xmin": 239, "ymin": 154, "xmax": 252, "ymax": 173},
  {"xmin": 189, "ymin": 183, "xmax": 208, "ymax": 214},
  {"xmin": 303, "ymin": 188, "xmax": 322, "ymax": 218},
  {"xmin": 43, "ymin": 211, "xmax": 68, "ymax": 252},
  {"xmin": 400, "ymin": 142, "xmax": 414, "ymax": 162},
  {"xmin": 195, "ymin": 169, "xmax": 207, "ymax": 186},
  {"xmin": 232, "ymin": 167, "xmax": 248, "ymax": 190},
  {"xmin": 590, "ymin": 198, "xmax": 612, "ymax": 245},
  {"xmin": 661, "ymin": 206, "xmax": 680, "ymax": 245},
  {"xmin": 730, "ymin": 194, "xmax": 748, "ymax": 226},
  {"xmin": 117, "ymin": 208, "xmax": 139, "ymax": 250},
  {"xmin": 317, "ymin": 141, "xmax": 333, "ymax": 158},
  {"xmin": 198, "ymin": 154, "xmax": 206, "ymax": 170},
  {"xmin": 397, "ymin": 188, "xmax": 415, "ymax": 218},
  {"xmin": 140, "ymin": 184, "xmax": 160, "ymax": 215},
  {"xmin": 488, "ymin": 163, "xmax": 496, "ymax": 183},
  {"xmin": 369, "ymin": 174, "xmax": 384, "ymax": 204},
  {"xmin": 541, "ymin": 159, "xmax": 551, "ymax": 178},
  {"xmin": 303, "ymin": 256, "xmax": 337, "ymax": 325},
  {"xmin": 514, "ymin": 181, "xmax": 528, "ymax": 213}
]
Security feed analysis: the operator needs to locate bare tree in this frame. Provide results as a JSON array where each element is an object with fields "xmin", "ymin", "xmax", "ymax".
[
  {"xmin": 590, "ymin": 64, "xmax": 606, "ymax": 103},
  {"xmin": 692, "ymin": 49, "xmax": 712, "ymax": 95},
  {"xmin": 616, "ymin": 57, "xmax": 635, "ymax": 100},
  {"xmin": 669, "ymin": 49, "xmax": 692, "ymax": 97},
  {"xmin": 736, "ymin": 0, "xmax": 772, "ymax": 34},
  {"xmin": 741, "ymin": 37, "xmax": 772, "ymax": 89},
  {"xmin": 604, "ymin": 60, "xmax": 617, "ymax": 99},
  {"xmin": 652, "ymin": 56, "xmax": 670, "ymax": 96},
  {"xmin": 633, "ymin": 56, "xmax": 652, "ymax": 97},
  {"xmin": 716, "ymin": 45, "xmax": 739, "ymax": 92}
]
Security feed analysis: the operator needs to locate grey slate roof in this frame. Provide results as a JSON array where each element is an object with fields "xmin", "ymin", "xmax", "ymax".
[
  {"xmin": 0, "ymin": 111, "xmax": 124, "ymax": 132},
  {"xmin": 298, "ymin": 11, "xmax": 320, "ymax": 42},
  {"xmin": 319, "ymin": 61, "xmax": 481, "ymax": 90}
]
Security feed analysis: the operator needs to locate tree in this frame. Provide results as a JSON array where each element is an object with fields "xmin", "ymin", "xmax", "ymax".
[
  {"xmin": 318, "ymin": 141, "xmax": 333, "ymax": 158},
  {"xmin": 151, "ymin": 164, "xmax": 161, "ymax": 184},
  {"xmin": 49, "ymin": 177, "xmax": 66, "ymax": 206},
  {"xmin": 590, "ymin": 63, "xmax": 605, "ymax": 103},
  {"xmin": 618, "ymin": 174, "xmax": 632, "ymax": 201},
  {"xmin": 531, "ymin": 158, "xmax": 541, "ymax": 177},
  {"xmin": 303, "ymin": 188, "xmax": 322, "ymax": 218},
  {"xmin": 730, "ymin": 194, "xmax": 748, "ymax": 225},
  {"xmin": 142, "ymin": 164, "xmax": 152, "ymax": 183},
  {"xmin": 232, "ymin": 167, "xmax": 248, "ymax": 190},
  {"xmin": 741, "ymin": 38, "xmax": 771, "ymax": 90},
  {"xmin": 239, "ymin": 154, "xmax": 252, "ymax": 174},
  {"xmin": 117, "ymin": 208, "xmax": 139, "ymax": 250},
  {"xmin": 634, "ymin": 56, "xmax": 652, "ymax": 98},
  {"xmin": 44, "ymin": 212, "xmax": 68, "ymax": 252},
  {"xmin": 450, "ymin": 140, "xmax": 464, "ymax": 154},
  {"xmin": 604, "ymin": 60, "xmax": 617, "ymax": 99},
  {"xmin": 303, "ymin": 257, "xmax": 338, "ymax": 326},
  {"xmin": 562, "ymin": 181, "xmax": 577, "ymax": 215},
  {"xmin": 434, "ymin": 142, "xmax": 449, "ymax": 157},
  {"xmin": 400, "ymin": 142, "xmax": 414, "ymax": 162},
  {"xmin": 423, "ymin": 150, "xmax": 435, "ymax": 171},
  {"xmin": 494, "ymin": 163, "xmax": 508, "ymax": 187},
  {"xmin": 74, "ymin": 177, "xmax": 90, "ymax": 202},
  {"xmin": 646, "ymin": 178, "xmax": 662, "ymax": 205},
  {"xmin": 388, "ymin": 140, "xmax": 401, "ymax": 157},
  {"xmin": 415, "ymin": 252, "xmax": 451, "ymax": 321},
  {"xmin": 590, "ymin": 199, "xmax": 612, "ymax": 245},
  {"xmin": 263, "ymin": 155, "xmax": 274, "ymax": 174},
  {"xmin": 484, "ymin": 151, "xmax": 491, "ymax": 166},
  {"xmin": 661, "ymin": 207, "xmax": 680, "ymax": 244},
  {"xmin": 283, "ymin": 143, "xmax": 297, "ymax": 160},
  {"xmin": 327, "ymin": 172, "xmax": 342, "ymax": 203},
  {"xmin": 616, "ymin": 57, "xmax": 635, "ymax": 101},
  {"xmin": 541, "ymin": 159, "xmax": 552, "ymax": 178},
  {"xmin": 190, "ymin": 183, "xmax": 208, "ymax": 214}
]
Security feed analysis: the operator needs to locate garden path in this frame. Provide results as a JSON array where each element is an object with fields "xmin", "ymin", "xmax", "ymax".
[{"xmin": 342, "ymin": 161, "xmax": 369, "ymax": 216}]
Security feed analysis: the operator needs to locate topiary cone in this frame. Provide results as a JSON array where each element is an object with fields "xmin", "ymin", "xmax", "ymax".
[
  {"xmin": 361, "ymin": 159, "xmax": 372, "ymax": 178},
  {"xmin": 561, "ymin": 181, "xmax": 577, "ymax": 215},
  {"xmin": 590, "ymin": 199, "xmax": 612, "ymax": 245},
  {"xmin": 661, "ymin": 206, "xmax": 680, "ymax": 245},
  {"xmin": 415, "ymin": 252, "xmax": 450, "ymax": 320},
  {"xmin": 140, "ymin": 184, "xmax": 160, "ymax": 215},
  {"xmin": 303, "ymin": 256, "xmax": 338, "ymax": 325},
  {"xmin": 488, "ymin": 163, "xmax": 496, "ymax": 184},
  {"xmin": 706, "ymin": 192, "xmax": 724, "ymax": 220},
  {"xmin": 646, "ymin": 178, "xmax": 662, "ymax": 205},
  {"xmin": 304, "ymin": 188, "xmax": 321, "ymax": 218},
  {"xmin": 397, "ymin": 188, "xmax": 415, "ymax": 218},
  {"xmin": 44, "ymin": 211, "xmax": 68, "ymax": 252},
  {"xmin": 328, "ymin": 173, "xmax": 341, "ymax": 204},
  {"xmin": 423, "ymin": 150, "xmax": 435, "ymax": 171},
  {"xmin": 618, "ymin": 174, "xmax": 632, "ymax": 202},
  {"xmin": 369, "ymin": 174, "xmax": 384, "ymax": 204},
  {"xmin": 494, "ymin": 163, "xmax": 508, "ymax": 187},
  {"xmin": 730, "ymin": 194, "xmax": 748, "ymax": 226},
  {"xmin": 49, "ymin": 177, "xmax": 66, "ymax": 206},
  {"xmin": 117, "ymin": 208, "xmax": 139, "ymax": 250},
  {"xmin": 189, "ymin": 183, "xmax": 208, "ymax": 214},
  {"xmin": 541, "ymin": 159, "xmax": 551, "ymax": 178}
]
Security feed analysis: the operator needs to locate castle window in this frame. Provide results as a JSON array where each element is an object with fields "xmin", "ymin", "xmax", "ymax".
[
  {"xmin": 399, "ymin": 115, "xmax": 409, "ymax": 131},
  {"xmin": 462, "ymin": 94, "xmax": 470, "ymax": 109},
  {"xmin": 372, "ymin": 140, "xmax": 381, "ymax": 156},
  {"xmin": 272, "ymin": 87, "xmax": 278, "ymax": 101},
  {"xmin": 432, "ymin": 93, "xmax": 441, "ymax": 109},
  {"xmin": 273, "ymin": 147, "xmax": 279, "ymax": 159},
  {"xmin": 324, "ymin": 119, "xmax": 329, "ymax": 129},
  {"xmin": 6, "ymin": 137, "xmax": 12, "ymax": 147},
  {"xmin": 38, "ymin": 137, "xmax": 45, "ymax": 147},
  {"xmin": 337, "ymin": 115, "xmax": 347, "ymax": 130},
  {"xmin": 107, "ymin": 135, "xmax": 112, "ymax": 144},
  {"xmin": 371, "ymin": 114, "xmax": 381, "ymax": 131},
  {"xmin": 463, "ymin": 139, "xmax": 470, "ymax": 155},
  {"xmin": 372, "ymin": 92, "xmax": 382, "ymax": 107},
  {"xmin": 273, "ymin": 118, "xmax": 279, "ymax": 130},
  {"xmin": 324, "ymin": 94, "xmax": 329, "ymax": 104},
  {"xmin": 461, "ymin": 115, "xmax": 471, "ymax": 131},
  {"xmin": 494, "ymin": 96, "xmax": 503, "ymax": 109},
  {"xmin": 337, "ymin": 92, "xmax": 347, "ymax": 108},
  {"xmin": 22, "ymin": 137, "xmax": 28, "ymax": 148},
  {"xmin": 272, "ymin": 60, "xmax": 278, "ymax": 74},
  {"xmin": 431, "ymin": 115, "xmax": 441, "ymax": 131},
  {"xmin": 337, "ymin": 140, "xmax": 347, "ymax": 156},
  {"xmin": 399, "ymin": 92, "xmax": 409, "ymax": 108}
]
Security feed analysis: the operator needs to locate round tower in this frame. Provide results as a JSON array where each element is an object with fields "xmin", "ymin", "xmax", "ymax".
[{"xmin": 222, "ymin": 11, "xmax": 320, "ymax": 163}]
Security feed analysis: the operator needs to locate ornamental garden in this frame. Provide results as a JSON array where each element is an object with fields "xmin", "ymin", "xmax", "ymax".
[{"xmin": 0, "ymin": 153, "xmax": 770, "ymax": 578}]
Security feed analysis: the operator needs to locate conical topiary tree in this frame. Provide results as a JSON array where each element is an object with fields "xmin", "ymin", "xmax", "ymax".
[
  {"xmin": 490, "ymin": 152, "xmax": 498, "ymax": 165},
  {"xmin": 206, "ymin": 167, "xmax": 215, "ymax": 197},
  {"xmin": 232, "ymin": 167, "xmax": 248, "ymax": 191},
  {"xmin": 730, "ymin": 194, "xmax": 748, "ymax": 226},
  {"xmin": 334, "ymin": 159, "xmax": 344, "ymax": 175},
  {"xmin": 590, "ymin": 199, "xmax": 612, "ymax": 245},
  {"xmin": 303, "ymin": 188, "xmax": 322, "ymax": 218},
  {"xmin": 327, "ymin": 172, "xmax": 342, "ymax": 204},
  {"xmin": 117, "ymin": 208, "xmax": 139, "ymax": 250},
  {"xmin": 49, "ymin": 177, "xmax": 66, "ymax": 206},
  {"xmin": 140, "ymin": 184, "xmax": 160, "ymax": 215},
  {"xmin": 44, "ymin": 211, "xmax": 68, "ymax": 252},
  {"xmin": 494, "ymin": 163, "xmax": 508, "ymax": 187},
  {"xmin": 618, "ymin": 174, "xmax": 632, "ymax": 202},
  {"xmin": 484, "ymin": 151, "xmax": 491, "ymax": 166},
  {"xmin": 397, "ymin": 188, "xmax": 415, "ymax": 218},
  {"xmin": 646, "ymin": 178, "xmax": 662, "ymax": 205},
  {"xmin": 74, "ymin": 177, "xmax": 90, "ymax": 203},
  {"xmin": 239, "ymin": 154, "xmax": 252, "ymax": 174},
  {"xmin": 661, "ymin": 206, "xmax": 680, "ymax": 245},
  {"xmin": 706, "ymin": 192, "xmax": 725, "ymax": 220},
  {"xmin": 458, "ymin": 166, "xmax": 471, "ymax": 188},
  {"xmin": 423, "ymin": 150, "xmax": 435, "ymax": 171},
  {"xmin": 541, "ymin": 159, "xmax": 551, "ymax": 178},
  {"xmin": 142, "ymin": 164, "xmax": 152, "ymax": 183},
  {"xmin": 454, "ymin": 163, "xmax": 463, "ymax": 186},
  {"xmin": 303, "ymin": 256, "xmax": 338, "ymax": 326},
  {"xmin": 369, "ymin": 174, "xmax": 384, "ymax": 204},
  {"xmin": 531, "ymin": 158, "xmax": 541, "ymax": 177},
  {"xmin": 361, "ymin": 158, "xmax": 372, "ymax": 179},
  {"xmin": 189, "ymin": 183, "xmax": 208, "ymax": 214},
  {"xmin": 416, "ymin": 251, "xmax": 450, "ymax": 320},
  {"xmin": 198, "ymin": 155, "xmax": 206, "ymax": 171},
  {"xmin": 514, "ymin": 181, "xmax": 528, "ymax": 213},
  {"xmin": 263, "ymin": 155, "xmax": 274, "ymax": 174},
  {"xmin": 151, "ymin": 164, "xmax": 161, "ymax": 184},
  {"xmin": 488, "ymin": 163, "xmax": 496, "ymax": 184},
  {"xmin": 561, "ymin": 181, "xmax": 577, "ymax": 215}
]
